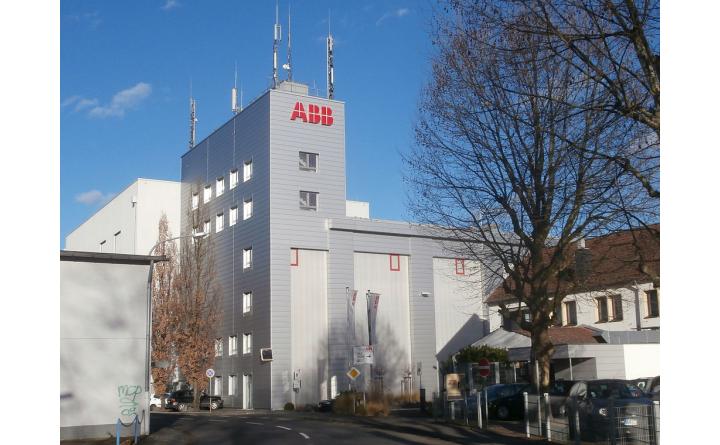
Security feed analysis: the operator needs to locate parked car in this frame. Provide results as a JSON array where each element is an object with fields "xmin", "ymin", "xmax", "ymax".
[
  {"xmin": 150, "ymin": 392, "xmax": 170, "ymax": 411},
  {"xmin": 632, "ymin": 376, "xmax": 660, "ymax": 399},
  {"xmin": 476, "ymin": 383, "xmax": 532, "ymax": 420},
  {"xmin": 564, "ymin": 379, "xmax": 653, "ymax": 442},
  {"xmin": 317, "ymin": 397, "xmax": 336, "ymax": 412},
  {"xmin": 166, "ymin": 390, "xmax": 224, "ymax": 411}
]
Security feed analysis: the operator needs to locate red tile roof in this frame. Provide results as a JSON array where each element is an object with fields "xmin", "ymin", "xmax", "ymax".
[
  {"xmin": 486, "ymin": 225, "xmax": 659, "ymax": 305},
  {"xmin": 512, "ymin": 326, "xmax": 603, "ymax": 345}
]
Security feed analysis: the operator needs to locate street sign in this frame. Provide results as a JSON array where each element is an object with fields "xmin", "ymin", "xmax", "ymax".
[
  {"xmin": 206, "ymin": 368, "xmax": 215, "ymax": 378},
  {"xmin": 478, "ymin": 358, "xmax": 491, "ymax": 378},
  {"xmin": 346, "ymin": 367, "xmax": 361, "ymax": 380},
  {"xmin": 353, "ymin": 345, "xmax": 374, "ymax": 365}
]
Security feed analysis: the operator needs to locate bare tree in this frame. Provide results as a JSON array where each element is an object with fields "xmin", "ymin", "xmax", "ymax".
[
  {"xmin": 172, "ymin": 204, "xmax": 221, "ymax": 409},
  {"xmin": 405, "ymin": 4, "xmax": 654, "ymax": 390},
  {"xmin": 447, "ymin": 0, "xmax": 659, "ymax": 199},
  {"xmin": 151, "ymin": 213, "xmax": 178, "ymax": 394}
]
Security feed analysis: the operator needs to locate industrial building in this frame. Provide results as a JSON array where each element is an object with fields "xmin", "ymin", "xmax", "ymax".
[{"xmin": 180, "ymin": 79, "xmax": 492, "ymax": 410}]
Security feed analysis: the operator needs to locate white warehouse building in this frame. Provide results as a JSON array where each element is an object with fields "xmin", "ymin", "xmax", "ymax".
[{"xmin": 180, "ymin": 80, "xmax": 493, "ymax": 410}]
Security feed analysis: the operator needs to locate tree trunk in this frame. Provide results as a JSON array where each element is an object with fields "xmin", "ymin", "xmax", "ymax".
[{"xmin": 530, "ymin": 324, "xmax": 554, "ymax": 393}]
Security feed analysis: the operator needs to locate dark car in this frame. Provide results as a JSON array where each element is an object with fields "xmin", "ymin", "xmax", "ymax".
[
  {"xmin": 166, "ymin": 390, "xmax": 224, "ymax": 411},
  {"xmin": 317, "ymin": 398, "xmax": 335, "ymax": 412},
  {"xmin": 632, "ymin": 376, "xmax": 659, "ymax": 400},
  {"xmin": 564, "ymin": 380, "xmax": 653, "ymax": 442},
  {"xmin": 474, "ymin": 383, "xmax": 531, "ymax": 420}
]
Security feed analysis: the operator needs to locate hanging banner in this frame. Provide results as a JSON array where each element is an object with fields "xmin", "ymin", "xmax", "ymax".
[
  {"xmin": 347, "ymin": 289, "xmax": 357, "ymax": 347},
  {"xmin": 367, "ymin": 292, "xmax": 380, "ymax": 345}
]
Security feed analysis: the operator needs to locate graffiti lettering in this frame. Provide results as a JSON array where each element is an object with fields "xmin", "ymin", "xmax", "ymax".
[{"xmin": 118, "ymin": 385, "xmax": 143, "ymax": 417}]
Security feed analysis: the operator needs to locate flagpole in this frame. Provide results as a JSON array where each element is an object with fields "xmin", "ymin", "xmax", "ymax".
[{"xmin": 366, "ymin": 290, "xmax": 373, "ymax": 395}]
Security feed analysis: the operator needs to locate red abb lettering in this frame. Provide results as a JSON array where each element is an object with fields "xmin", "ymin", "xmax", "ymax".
[
  {"xmin": 321, "ymin": 106, "xmax": 333, "ymax": 126},
  {"xmin": 308, "ymin": 104, "xmax": 321, "ymax": 124},
  {"xmin": 290, "ymin": 102, "xmax": 307, "ymax": 122},
  {"xmin": 290, "ymin": 102, "xmax": 333, "ymax": 127}
]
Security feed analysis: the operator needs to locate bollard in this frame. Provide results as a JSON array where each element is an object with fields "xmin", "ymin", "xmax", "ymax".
[
  {"xmin": 484, "ymin": 387, "xmax": 489, "ymax": 427},
  {"xmin": 477, "ymin": 392, "xmax": 483, "ymax": 429},
  {"xmin": 574, "ymin": 408, "xmax": 581, "ymax": 445},
  {"xmin": 524, "ymin": 392, "xmax": 530, "ymax": 438},
  {"xmin": 450, "ymin": 400, "xmax": 455, "ymax": 421},
  {"xmin": 544, "ymin": 393, "xmax": 551, "ymax": 441},
  {"xmin": 537, "ymin": 394, "xmax": 542, "ymax": 437}
]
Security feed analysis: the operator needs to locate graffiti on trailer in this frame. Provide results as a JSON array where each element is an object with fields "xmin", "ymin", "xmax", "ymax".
[{"xmin": 118, "ymin": 385, "xmax": 143, "ymax": 417}]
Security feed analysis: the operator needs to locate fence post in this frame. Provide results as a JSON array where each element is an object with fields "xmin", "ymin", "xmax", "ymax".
[
  {"xmin": 116, "ymin": 419, "xmax": 121, "ymax": 445},
  {"xmin": 652, "ymin": 401, "xmax": 660, "ymax": 445},
  {"xmin": 524, "ymin": 392, "xmax": 530, "ymax": 438},
  {"xmin": 608, "ymin": 397, "xmax": 617, "ymax": 445},
  {"xmin": 477, "ymin": 392, "xmax": 483, "ymax": 429},
  {"xmin": 574, "ymin": 407, "xmax": 581, "ymax": 445},
  {"xmin": 544, "ymin": 392, "xmax": 551, "ymax": 441},
  {"xmin": 537, "ymin": 394, "xmax": 542, "ymax": 437},
  {"xmin": 484, "ymin": 387, "xmax": 489, "ymax": 427}
]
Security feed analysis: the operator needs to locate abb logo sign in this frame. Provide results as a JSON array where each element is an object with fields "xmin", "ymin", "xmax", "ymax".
[{"xmin": 290, "ymin": 102, "xmax": 334, "ymax": 126}]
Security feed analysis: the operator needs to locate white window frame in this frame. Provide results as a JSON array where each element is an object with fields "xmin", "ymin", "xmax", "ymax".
[
  {"xmin": 215, "ymin": 338, "xmax": 223, "ymax": 357},
  {"xmin": 230, "ymin": 169, "xmax": 239, "ymax": 189},
  {"xmin": 204, "ymin": 220, "xmax": 211, "ymax": 237},
  {"xmin": 204, "ymin": 185, "xmax": 212, "ymax": 203},
  {"xmin": 229, "ymin": 206, "xmax": 238, "ymax": 226},
  {"xmin": 216, "ymin": 177, "xmax": 225, "ymax": 197},
  {"xmin": 213, "ymin": 376, "xmax": 222, "ymax": 396},
  {"xmin": 563, "ymin": 300, "xmax": 578, "ymax": 326},
  {"xmin": 299, "ymin": 151, "xmax": 319, "ymax": 171},
  {"xmin": 243, "ymin": 159, "xmax": 253, "ymax": 182},
  {"xmin": 243, "ymin": 291, "xmax": 253, "ymax": 315},
  {"xmin": 216, "ymin": 213, "xmax": 224, "ymax": 233},
  {"xmin": 299, "ymin": 190, "xmax": 318, "ymax": 210},
  {"xmin": 192, "ymin": 192, "xmax": 199, "ymax": 210},
  {"xmin": 229, "ymin": 335, "xmax": 238, "ymax": 356},
  {"xmin": 228, "ymin": 375, "xmax": 237, "ymax": 396},
  {"xmin": 243, "ymin": 247, "xmax": 253, "ymax": 270},
  {"xmin": 243, "ymin": 197, "xmax": 253, "ymax": 220},
  {"xmin": 243, "ymin": 333, "xmax": 252, "ymax": 355}
]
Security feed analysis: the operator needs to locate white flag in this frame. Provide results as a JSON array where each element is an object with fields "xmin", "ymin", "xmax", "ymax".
[{"xmin": 367, "ymin": 292, "xmax": 380, "ymax": 345}]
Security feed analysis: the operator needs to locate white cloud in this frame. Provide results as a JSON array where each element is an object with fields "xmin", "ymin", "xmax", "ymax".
[
  {"xmin": 67, "ymin": 11, "xmax": 102, "ymax": 29},
  {"xmin": 75, "ymin": 190, "xmax": 115, "ymax": 206},
  {"xmin": 161, "ymin": 0, "xmax": 180, "ymax": 11},
  {"xmin": 88, "ymin": 82, "xmax": 152, "ymax": 118},
  {"xmin": 61, "ymin": 96, "xmax": 100, "ymax": 113},
  {"xmin": 376, "ymin": 8, "xmax": 410, "ymax": 26}
]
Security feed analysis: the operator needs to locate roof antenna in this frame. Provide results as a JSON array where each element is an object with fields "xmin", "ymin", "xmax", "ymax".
[
  {"xmin": 272, "ymin": 0, "xmax": 282, "ymax": 88},
  {"xmin": 189, "ymin": 92, "xmax": 197, "ymax": 149},
  {"xmin": 282, "ymin": 3, "xmax": 292, "ymax": 82},
  {"xmin": 327, "ymin": 9, "xmax": 335, "ymax": 99},
  {"xmin": 232, "ymin": 62, "xmax": 240, "ymax": 115}
]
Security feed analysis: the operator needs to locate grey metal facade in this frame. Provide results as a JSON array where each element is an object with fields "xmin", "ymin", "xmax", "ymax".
[{"xmin": 181, "ymin": 85, "xmax": 490, "ymax": 410}]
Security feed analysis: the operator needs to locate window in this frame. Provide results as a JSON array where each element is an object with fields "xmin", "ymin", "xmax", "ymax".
[
  {"xmin": 192, "ymin": 192, "xmax": 199, "ymax": 210},
  {"xmin": 228, "ymin": 375, "xmax": 237, "ymax": 396},
  {"xmin": 204, "ymin": 185, "xmax": 212, "ymax": 203},
  {"xmin": 243, "ymin": 247, "xmax": 253, "ymax": 270},
  {"xmin": 597, "ymin": 297, "xmax": 609, "ymax": 322},
  {"xmin": 611, "ymin": 295, "xmax": 623, "ymax": 321},
  {"xmin": 299, "ymin": 151, "xmax": 319, "ymax": 171},
  {"xmin": 216, "ymin": 177, "xmax": 225, "ymax": 197},
  {"xmin": 213, "ymin": 376, "xmax": 222, "ymax": 396},
  {"xmin": 290, "ymin": 248, "xmax": 299, "ymax": 266},
  {"xmin": 502, "ymin": 308, "xmax": 531, "ymax": 330},
  {"xmin": 243, "ymin": 159, "xmax": 253, "ymax": 182},
  {"xmin": 229, "ymin": 335, "xmax": 238, "ymax": 356},
  {"xmin": 216, "ymin": 213, "xmax": 224, "ymax": 233},
  {"xmin": 390, "ymin": 254, "xmax": 400, "ymax": 271},
  {"xmin": 100, "ymin": 240, "xmax": 106, "ymax": 252},
  {"xmin": 243, "ymin": 197, "xmax": 253, "ymax": 220},
  {"xmin": 455, "ymin": 259, "xmax": 465, "ymax": 275},
  {"xmin": 113, "ymin": 231, "xmax": 121, "ymax": 253},
  {"xmin": 299, "ymin": 190, "xmax": 318, "ymax": 210},
  {"xmin": 646, "ymin": 289, "xmax": 659, "ymax": 317},
  {"xmin": 564, "ymin": 301, "xmax": 578, "ymax": 325},
  {"xmin": 215, "ymin": 338, "xmax": 223, "ymax": 357},
  {"xmin": 204, "ymin": 220, "xmax": 211, "ymax": 236},
  {"xmin": 230, "ymin": 206, "xmax": 238, "ymax": 226},
  {"xmin": 243, "ymin": 291, "xmax": 253, "ymax": 314},
  {"xmin": 230, "ymin": 169, "xmax": 239, "ymax": 189},
  {"xmin": 243, "ymin": 333, "xmax": 252, "ymax": 354}
]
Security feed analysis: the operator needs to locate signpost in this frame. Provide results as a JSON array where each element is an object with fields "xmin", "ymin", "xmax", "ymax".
[
  {"xmin": 353, "ymin": 346, "xmax": 374, "ymax": 365},
  {"xmin": 347, "ymin": 367, "xmax": 361, "ymax": 381},
  {"xmin": 206, "ymin": 368, "xmax": 215, "ymax": 413},
  {"xmin": 478, "ymin": 358, "xmax": 491, "ymax": 378}
]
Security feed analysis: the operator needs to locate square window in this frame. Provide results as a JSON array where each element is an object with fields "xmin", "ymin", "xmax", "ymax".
[
  {"xmin": 290, "ymin": 248, "xmax": 299, "ymax": 266},
  {"xmin": 216, "ymin": 213, "xmax": 224, "ymax": 233},
  {"xmin": 243, "ymin": 247, "xmax": 253, "ymax": 270},
  {"xmin": 243, "ymin": 160, "xmax": 253, "ymax": 182},
  {"xmin": 646, "ymin": 289, "xmax": 659, "ymax": 317},
  {"xmin": 229, "ymin": 335, "xmax": 238, "ymax": 356},
  {"xmin": 204, "ymin": 185, "xmax": 212, "ymax": 203},
  {"xmin": 215, "ymin": 338, "xmax": 223, "ymax": 357},
  {"xmin": 299, "ymin": 152, "xmax": 319, "ymax": 171},
  {"xmin": 192, "ymin": 192, "xmax": 199, "ymax": 210},
  {"xmin": 596, "ymin": 297, "xmax": 609, "ymax": 322},
  {"xmin": 455, "ymin": 259, "xmax": 465, "ymax": 275},
  {"xmin": 230, "ymin": 206, "xmax": 238, "ymax": 226},
  {"xmin": 243, "ymin": 291, "xmax": 253, "ymax": 314},
  {"xmin": 216, "ymin": 177, "xmax": 225, "ymax": 197},
  {"xmin": 390, "ymin": 254, "xmax": 400, "ymax": 271},
  {"xmin": 230, "ymin": 169, "xmax": 239, "ymax": 189},
  {"xmin": 243, "ymin": 333, "xmax": 252, "ymax": 354},
  {"xmin": 299, "ymin": 190, "xmax": 318, "ymax": 210},
  {"xmin": 243, "ymin": 197, "xmax": 253, "ymax": 220}
]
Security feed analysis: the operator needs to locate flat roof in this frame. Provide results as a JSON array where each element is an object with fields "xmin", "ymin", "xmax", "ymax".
[{"xmin": 60, "ymin": 250, "xmax": 167, "ymax": 265}]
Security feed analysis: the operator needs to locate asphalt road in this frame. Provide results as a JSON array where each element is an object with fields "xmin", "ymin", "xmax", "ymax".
[{"xmin": 144, "ymin": 410, "xmax": 544, "ymax": 445}]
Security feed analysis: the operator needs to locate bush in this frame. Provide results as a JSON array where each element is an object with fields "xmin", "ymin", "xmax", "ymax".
[
  {"xmin": 332, "ymin": 391, "xmax": 358, "ymax": 415},
  {"xmin": 283, "ymin": 402, "xmax": 295, "ymax": 411},
  {"xmin": 365, "ymin": 400, "xmax": 390, "ymax": 416}
]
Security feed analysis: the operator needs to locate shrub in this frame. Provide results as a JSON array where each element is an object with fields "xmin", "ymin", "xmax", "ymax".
[
  {"xmin": 283, "ymin": 402, "xmax": 295, "ymax": 411},
  {"xmin": 332, "ymin": 391, "xmax": 358, "ymax": 415},
  {"xmin": 365, "ymin": 399, "xmax": 390, "ymax": 416}
]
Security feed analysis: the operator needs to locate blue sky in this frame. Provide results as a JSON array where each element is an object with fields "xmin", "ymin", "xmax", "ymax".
[{"xmin": 61, "ymin": 0, "xmax": 435, "ymax": 246}]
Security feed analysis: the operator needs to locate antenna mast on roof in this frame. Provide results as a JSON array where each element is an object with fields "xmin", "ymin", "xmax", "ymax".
[
  {"xmin": 272, "ymin": 0, "xmax": 282, "ymax": 88},
  {"xmin": 189, "ymin": 80, "xmax": 197, "ymax": 149},
  {"xmin": 232, "ymin": 62, "xmax": 240, "ymax": 115},
  {"xmin": 283, "ymin": 3, "xmax": 292, "ymax": 82},
  {"xmin": 326, "ymin": 10, "xmax": 335, "ymax": 99}
]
